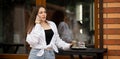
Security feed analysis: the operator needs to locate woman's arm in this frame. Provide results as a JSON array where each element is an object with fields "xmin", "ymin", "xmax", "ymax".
[
  {"xmin": 26, "ymin": 24, "xmax": 41, "ymax": 47},
  {"xmin": 52, "ymin": 22, "xmax": 71, "ymax": 50}
]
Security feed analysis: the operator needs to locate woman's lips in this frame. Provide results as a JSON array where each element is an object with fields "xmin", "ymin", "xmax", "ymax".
[{"xmin": 42, "ymin": 17, "xmax": 46, "ymax": 19}]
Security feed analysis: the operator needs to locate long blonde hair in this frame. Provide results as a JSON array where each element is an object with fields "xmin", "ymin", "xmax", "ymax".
[{"xmin": 27, "ymin": 5, "xmax": 46, "ymax": 34}]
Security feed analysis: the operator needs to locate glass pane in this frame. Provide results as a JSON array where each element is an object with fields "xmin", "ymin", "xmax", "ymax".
[
  {"xmin": 0, "ymin": 0, "xmax": 95, "ymax": 54},
  {"xmin": 0, "ymin": 0, "xmax": 35, "ymax": 54},
  {"xmin": 47, "ymin": 0, "xmax": 95, "ymax": 48}
]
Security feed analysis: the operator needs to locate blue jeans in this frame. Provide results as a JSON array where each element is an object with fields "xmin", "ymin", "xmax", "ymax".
[{"xmin": 28, "ymin": 48, "xmax": 55, "ymax": 59}]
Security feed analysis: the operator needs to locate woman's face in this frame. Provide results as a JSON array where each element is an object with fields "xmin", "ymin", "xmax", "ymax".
[{"xmin": 37, "ymin": 7, "xmax": 47, "ymax": 22}]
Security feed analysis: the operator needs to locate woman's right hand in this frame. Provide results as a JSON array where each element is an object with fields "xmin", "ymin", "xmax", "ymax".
[{"xmin": 35, "ymin": 15, "xmax": 41, "ymax": 24}]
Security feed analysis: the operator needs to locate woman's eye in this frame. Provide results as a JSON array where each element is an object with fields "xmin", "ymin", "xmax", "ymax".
[
  {"xmin": 39, "ymin": 12, "xmax": 42, "ymax": 14},
  {"xmin": 44, "ymin": 11, "xmax": 46, "ymax": 13},
  {"xmin": 39, "ymin": 11, "xmax": 46, "ymax": 14}
]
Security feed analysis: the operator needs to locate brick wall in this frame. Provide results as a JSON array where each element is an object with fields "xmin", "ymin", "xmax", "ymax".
[{"xmin": 103, "ymin": 0, "xmax": 120, "ymax": 59}]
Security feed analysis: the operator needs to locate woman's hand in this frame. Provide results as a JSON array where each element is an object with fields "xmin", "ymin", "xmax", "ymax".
[
  {"xmin": 70, "ymin": 41, "xmax": 77, "ymax": 48},
  {"xmin": 70, "ymin": 40, "xmax": 77, "ymax": 48},
  {"xmin": 35, "ymin": 15, "xmax": 41, "ymax": 24}
]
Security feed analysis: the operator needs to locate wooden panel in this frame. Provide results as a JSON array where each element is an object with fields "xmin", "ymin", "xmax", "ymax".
[
  {"xmin": 0, "ymin": 54, "xmax": 28, "ymax": 59},
  {"xmin": 104, "ymin": 8, "xmax": 120, "ymax": 13},
  {"xmin": 36, "ymin": 0, "xmax": 46, "ymax": 7},
  {"xmin": 94, "ymin": 0, "xmax": 99, "ymax": 48},
  {"xmin": 103, "ymin": 18, "xmax": 120, "ymax": 24},
  {"xmin": 104, "ymin": 29, "xmax": 120, "ymax": 34},
  {"xmin": 56, "ymin": 55, "xmax": 93, "ymax": 59},
  {"xmin": 104, "ymin": 39, "xmax": 120, "ymax": 45},
  {"xmin": 0, "ymin": 54, "xmax": 93, "ymax": 59},
  {"xmin": 56, "ymin": 55, "xmax": 71, "ymax": 59}
]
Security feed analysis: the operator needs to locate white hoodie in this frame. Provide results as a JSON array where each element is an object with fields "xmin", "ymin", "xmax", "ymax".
[{"xmin": 26, "ymin": 21, "xmax": 71, "ymax": 56}]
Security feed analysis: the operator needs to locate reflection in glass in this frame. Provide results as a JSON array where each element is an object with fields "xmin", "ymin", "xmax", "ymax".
[
  {"xmin": 47, "ymin": 0, "xmax": 94, "ymax": 48},
  {"xmin": 47, "ymin": 0, "xmax": 95, "ymax": 48},
  {"xmin": 0, "ymin": 0, "xmax": 95, "ymax": 54},
  {"xmin": 65, "ymin": 0, "xmax": 95, "ymax": 48}
]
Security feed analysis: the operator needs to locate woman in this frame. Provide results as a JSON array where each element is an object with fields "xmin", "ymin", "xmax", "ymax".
[
  {"xmin": 26, "ymin": 5, "xmax": 73, "ymax": 59},
  {"xmin": 51, "ymin": 10, "xmax": 73, "ymax": 43},
  {"xmin": 58, "ymin": 16, "xmax": 73, "ymax": 43}
]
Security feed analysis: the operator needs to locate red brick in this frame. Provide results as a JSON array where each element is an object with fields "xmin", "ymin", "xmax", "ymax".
[
  {"xmin": 104, "ymin": 18, "xmax": 120, "ymax": 24},
  {"xmin": 107, "ymin": 14, "xmax": 120, "ymax": 18},
  {"xmin": 104, "ymin": 39, "xmax": 120, "ymax": 45},
  {"xmin": 104, "ymin": 29, "xmax": 120, "ymax": 35},
  {"xmin": 107, "ymin": 3, "xmax": 120, "ymax": 7},
  {"xmin": 104, "ymin": 0, "xmax": 120, "ymax": 3},
  {"xmin": 104, "ymin": 8, "xmax": 120, "ymax": 13},
  {"xmin": 104, "ymin": 50, "xmax": 120, "ymax": 56}
]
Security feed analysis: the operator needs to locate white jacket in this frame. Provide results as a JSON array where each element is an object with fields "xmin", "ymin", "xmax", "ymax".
[{"xmin": 26, "ymin": 21, "xmax": 71, "ymax": 56}]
